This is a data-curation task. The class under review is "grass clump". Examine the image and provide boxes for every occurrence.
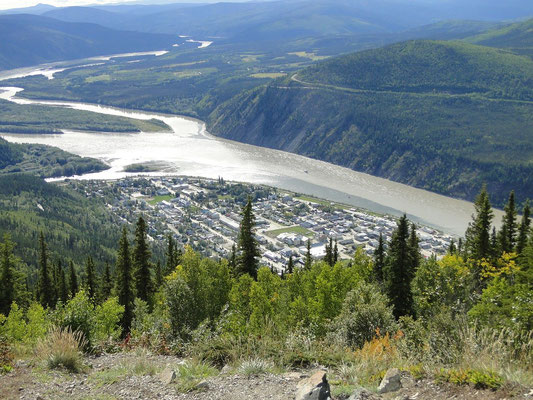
[35,327,86,373]
[237,357,274,377]
[174,359,218,393]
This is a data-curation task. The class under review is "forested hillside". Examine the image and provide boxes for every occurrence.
[466,18,533,58]
[0,175,120,286]
[0,14,178,69]
[208,40,533,206]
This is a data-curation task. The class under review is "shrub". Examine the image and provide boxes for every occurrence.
[25,303,48,344]
[3,302,26,342]
[36,327,86,373]
[54,290,94,346]
[0,337,14,374]
[333,282,397,348]
[436,368,504,390]
[93,297,124,344]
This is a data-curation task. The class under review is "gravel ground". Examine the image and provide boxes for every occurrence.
[1,352,532,400]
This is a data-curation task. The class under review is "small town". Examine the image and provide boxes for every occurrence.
[66,176,455,272]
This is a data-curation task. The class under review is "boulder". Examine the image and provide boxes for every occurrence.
[159,368,176,385]
[295,370,331,400]
[378,368,401,394]
[348,387,380,400]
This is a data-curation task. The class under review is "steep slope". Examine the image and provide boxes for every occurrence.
[208,40,533,206]
[0,14,178,70]
[465,18,533,58]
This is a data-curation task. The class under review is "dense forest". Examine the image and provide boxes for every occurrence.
[0,185,531,393]
[0,138,108,178]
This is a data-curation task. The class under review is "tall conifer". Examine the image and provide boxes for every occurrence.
[465,185,493,260]
[116,226,134,334]
[85,256,97,299]
[0,235,15,315]
[37,232,54,308]
[68,260,78,298]
[100,262,113,301]
[305,239,312,270]
[517,200,531,255]
[373,233,385,283]
[133,216,152,302]
[499,191,517,253]
[384,214,415,318]
[236,197,259,279]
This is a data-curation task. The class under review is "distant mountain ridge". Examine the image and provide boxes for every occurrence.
[0,14,178,70]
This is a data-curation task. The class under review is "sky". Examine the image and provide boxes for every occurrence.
[0,0,226,10]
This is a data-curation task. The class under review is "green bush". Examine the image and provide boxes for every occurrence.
[54,290,94,346]
[333,282,397,348]
[436,368,504,390]
[93,297,124,343]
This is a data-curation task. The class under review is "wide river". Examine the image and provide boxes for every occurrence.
[0,59,503,236]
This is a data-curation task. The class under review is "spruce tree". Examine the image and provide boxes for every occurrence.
[0,235,15,315]
[383,214,415,318]
[100,262,113,301]
[68,260,78,297]
[305,239,312,270]
[287,255,294,274]
[165,234,178,275]
[85,256,97,299]
[236,197,259,279]
[448,239,456,255]
[133,216,152,302]
[516,200,531,255]
[57,260,68,304]
[116,226,134,334]
[333,240,339,265]
[499,191,517,254]
[325,238,333,267]
[37,232,54,308]
[373,233,385,283]
[465,185,493,260]
[409,223,421,272]
[229,243,237,272]
[154,260,163,289]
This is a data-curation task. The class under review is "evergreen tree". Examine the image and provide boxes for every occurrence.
[236,197,259,279]
[383,214,415,318]
[373,233,385,283]
[409,223,421,272]
[115,226,134,334]
[465,185,493,260]
[325,238,333,267]
[499,191,517,253]
[457,238,463,257]
[37,232,54,308]
[68,260,78,297]
[165,234,178,275]
[516,200,531,255]
[448,239,456,255]
[287,255,294,274]
[57,260,68,304]
[229,243,237,272]
[85,256,97,299]
[333,240,339,265]
[133,216,152,302]
[154,260,163,289]
[490,227,499,259]
[100,262,113,301]
[0,235,15,315]
[52,259,61,304]
[305,239,312,270]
